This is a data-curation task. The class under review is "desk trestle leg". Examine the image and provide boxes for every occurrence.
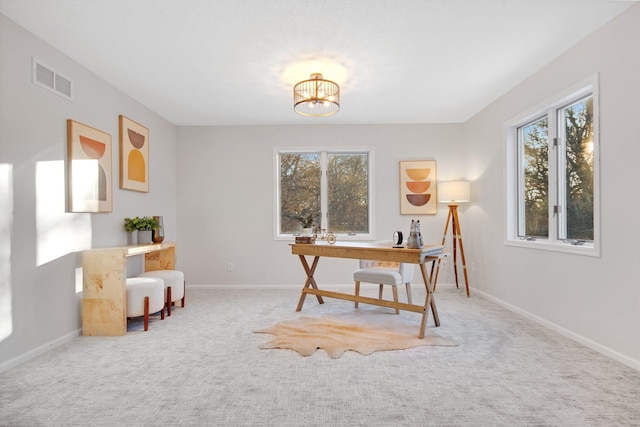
[296,255,324,311]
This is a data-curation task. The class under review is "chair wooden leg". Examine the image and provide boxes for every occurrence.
[166,286,172,316]
[181,280,186,307]
[378,284,384,300]
[160,305,165,320]
[143,296,149,331]
[354,281,360,308]
[392,286,399,314]
[405,282,413,305]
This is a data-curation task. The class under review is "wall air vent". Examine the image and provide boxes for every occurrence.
[32,57,73,101]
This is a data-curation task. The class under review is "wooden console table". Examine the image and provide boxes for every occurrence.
[82,242,176,336]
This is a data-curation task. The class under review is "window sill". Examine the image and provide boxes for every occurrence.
[504,238,599,257]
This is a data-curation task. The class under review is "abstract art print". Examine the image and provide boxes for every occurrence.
[399,160,437,214]
[66,119,112,213]
[119,115,149,192]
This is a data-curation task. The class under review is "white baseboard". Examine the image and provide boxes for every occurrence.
[474,288,640,373]
[0,329,81,374]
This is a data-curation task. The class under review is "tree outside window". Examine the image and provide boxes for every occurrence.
[277,149,372,237]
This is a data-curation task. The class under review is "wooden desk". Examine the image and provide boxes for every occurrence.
[82,242,176,336]
[291,241,444,338]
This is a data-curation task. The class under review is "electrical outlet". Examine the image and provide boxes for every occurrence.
[227,262,234,272]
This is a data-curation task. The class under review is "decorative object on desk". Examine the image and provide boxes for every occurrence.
[152,215,164,243]
[297,212,316,236]
[399,160,437,215]
[437,181,471,297]
[406,220,424,249]
[123,216,159,245]
[393,231,403,245]
[316,229,336,244]
[66,119,112,213]
[295,236,315,244]
[255,309,458,359]
[326,232,336,244]
[119,115,149,192]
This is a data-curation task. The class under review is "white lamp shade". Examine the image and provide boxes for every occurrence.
[438,181,470,203]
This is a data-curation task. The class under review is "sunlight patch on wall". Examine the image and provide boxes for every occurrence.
[36,161,91,266]
[75,267,83,294]
[0,163,13,342]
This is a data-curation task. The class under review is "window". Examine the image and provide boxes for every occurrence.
[275,148,374,239]
[506,76,599,256]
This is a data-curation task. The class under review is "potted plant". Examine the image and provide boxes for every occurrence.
[124,216,159,244]
[297,213,316,236]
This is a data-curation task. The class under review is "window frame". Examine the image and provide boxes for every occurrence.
[505,74,600,256]
[273,146,375,241]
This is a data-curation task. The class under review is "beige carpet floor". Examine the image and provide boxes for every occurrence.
[1,283,640,426]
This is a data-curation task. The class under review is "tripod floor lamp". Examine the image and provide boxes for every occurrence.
[436,181,471,297]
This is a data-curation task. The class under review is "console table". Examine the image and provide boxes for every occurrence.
[82,242,176,336]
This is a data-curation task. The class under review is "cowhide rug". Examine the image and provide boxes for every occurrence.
[255,309,458,358]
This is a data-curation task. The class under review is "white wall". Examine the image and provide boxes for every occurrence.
[176,124,465,286]
[463,4,640,368]
[0,15,178,369]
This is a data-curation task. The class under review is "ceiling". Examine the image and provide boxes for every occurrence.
[1,0,636,126]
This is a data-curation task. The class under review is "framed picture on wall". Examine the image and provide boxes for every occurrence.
[119,115,149,192]
[399,160,437,215]
[66,119,112,213]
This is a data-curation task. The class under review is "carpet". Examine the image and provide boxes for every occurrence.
[255,308,458,358]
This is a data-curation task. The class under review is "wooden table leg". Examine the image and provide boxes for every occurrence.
[418,260,440,338]
[295,255,324,311]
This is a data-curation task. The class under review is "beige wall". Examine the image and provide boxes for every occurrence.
[0,15,178,369]
[463,3,640,368]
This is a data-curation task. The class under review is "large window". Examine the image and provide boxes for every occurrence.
[506,77,599,256]
[275,148,373,239]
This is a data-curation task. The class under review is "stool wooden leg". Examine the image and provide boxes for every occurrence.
[143,296,149,331]
[166,286,172,316]
[181,280,186,307]
[392,286,399,314]
[354,281,360,308]
[378,284,384,300]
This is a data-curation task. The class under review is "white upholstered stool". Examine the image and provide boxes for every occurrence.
[126,277,165,331]
[138,270,185,316]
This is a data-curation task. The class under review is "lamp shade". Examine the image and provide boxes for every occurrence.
[438,181,470,203]
[293,73,340,117]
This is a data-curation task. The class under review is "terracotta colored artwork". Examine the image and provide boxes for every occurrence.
[399,160,437,215]
[67,119,112,212]
[119,115,149,192]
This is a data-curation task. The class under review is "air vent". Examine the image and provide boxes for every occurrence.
[32,57,73,101]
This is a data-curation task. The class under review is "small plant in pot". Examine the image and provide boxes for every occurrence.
[296,213,316,236]
[124,216,159,245]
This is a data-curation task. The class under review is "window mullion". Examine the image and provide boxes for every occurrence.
[548,110,559,243]
[320,152,328,230]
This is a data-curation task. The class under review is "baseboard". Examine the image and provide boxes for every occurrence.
[0,329,81,374]
[474,288,640,373]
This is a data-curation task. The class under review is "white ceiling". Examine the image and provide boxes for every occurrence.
[1,0,636,126]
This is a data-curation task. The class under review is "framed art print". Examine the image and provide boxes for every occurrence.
[399,160,437,215]
[66,119,112,213]
[119,115,149,192]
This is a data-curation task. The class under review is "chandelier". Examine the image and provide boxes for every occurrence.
[293,73,340,117]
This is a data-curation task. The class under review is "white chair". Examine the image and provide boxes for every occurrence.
[126,277,165,331]
[354,260,415,314]
[138,270,185,316]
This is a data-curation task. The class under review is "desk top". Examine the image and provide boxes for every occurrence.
[290,241,443,264]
